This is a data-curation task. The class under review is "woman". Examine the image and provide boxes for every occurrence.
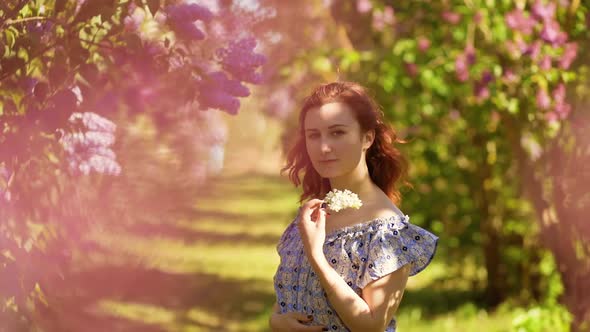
[269,82,438,332]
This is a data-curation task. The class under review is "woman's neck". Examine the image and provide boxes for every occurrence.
[328,163,379,203]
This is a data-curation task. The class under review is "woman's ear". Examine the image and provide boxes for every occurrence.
[363,130,375,151]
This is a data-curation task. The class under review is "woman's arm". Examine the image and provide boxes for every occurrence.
[297,199,410,332]
[308,254,410,332]
[269,302,329,332]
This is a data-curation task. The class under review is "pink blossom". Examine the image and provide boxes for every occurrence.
[554,102,571,119]
[372,6,395,31]
[404,62,418,77]
[418,37,430,52]
[502,68,518,83]
[536,89,551,110]
[455,54,469,82]
[525,40,542,59]
[465,45,476,65]
[356,0,372,13]
[505,9,537,35]
[474,84,490,101]
[539,55,552,70]
[531,0,556,22]
[559,42,578,69]
[540,20,567,45]
[474,11,483,24]
[552,83,566,104]
[474,71,493,101]
[442,11,461,25]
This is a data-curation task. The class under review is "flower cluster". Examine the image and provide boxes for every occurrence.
[216,37,267,84]
[59,112,121,176]
[166,3,213,40]
[198,71,251,115]
[323,189,363,212]
[502,1,577,121]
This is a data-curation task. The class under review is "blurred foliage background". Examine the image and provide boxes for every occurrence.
[1,0,589,331]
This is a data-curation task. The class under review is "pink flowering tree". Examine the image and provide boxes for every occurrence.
[325,0,589,329]
[0,0,266,329]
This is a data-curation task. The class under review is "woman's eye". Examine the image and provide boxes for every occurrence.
[332,130,345,136]
[307,133,319,139]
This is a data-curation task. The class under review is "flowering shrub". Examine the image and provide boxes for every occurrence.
[0,0,267,328]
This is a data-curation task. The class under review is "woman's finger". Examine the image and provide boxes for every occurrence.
[288,312,313,322]
[302,199,324,210]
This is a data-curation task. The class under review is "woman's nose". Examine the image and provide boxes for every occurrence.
[320,140,332,153]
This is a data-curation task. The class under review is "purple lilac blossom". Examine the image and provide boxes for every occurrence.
[553,83,566,104]
[356,0,372,13]
[532,0,556,22]
[455,54,469,82]
[505,9,537,35]
[167,3,213,22]
[536,89,551,110]
[539,55,552,70]
[372,6,395,31]
[465,45,476,65]
[198,90,240,115]
[503,68,518,83]
[217,37,267,84]
[548,83,572,119]
[524,40,542,59]
[197,71,252,114]
[474,71,493,101]
[166,3,213,40]
[442,11,461,24]
[559,42,578,69]
[554,102,571,119]
[418,37,430,52]
[60,112,121,176]
[69,111,116,133]
[540,20,567,45]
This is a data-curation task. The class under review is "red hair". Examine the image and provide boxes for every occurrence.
[281,81,410,204]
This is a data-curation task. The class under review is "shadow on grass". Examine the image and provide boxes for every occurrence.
[124,220,282,246]
[401,286,487,317]
[37,263,275,332]
[196,172,296,201]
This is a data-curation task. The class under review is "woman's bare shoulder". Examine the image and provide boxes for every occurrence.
[364,196,403,220]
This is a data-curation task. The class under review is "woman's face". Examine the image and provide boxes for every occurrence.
[303,102,372,179]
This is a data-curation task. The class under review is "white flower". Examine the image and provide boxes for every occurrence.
[323,189,363,212]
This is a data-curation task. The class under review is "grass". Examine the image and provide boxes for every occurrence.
[31,170,519,332]
[33,111,518,331]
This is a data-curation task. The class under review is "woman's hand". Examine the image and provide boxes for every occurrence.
[297,199,328,259]
[269,311,328,332]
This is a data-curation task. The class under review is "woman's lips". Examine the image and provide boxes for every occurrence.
[320,159,338,163]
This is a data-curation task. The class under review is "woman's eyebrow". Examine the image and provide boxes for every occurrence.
[305,124,348,132]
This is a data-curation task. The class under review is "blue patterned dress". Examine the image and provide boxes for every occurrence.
[273,210,438,331]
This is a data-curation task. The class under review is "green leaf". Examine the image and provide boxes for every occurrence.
[146,0,160,16]
[4,26,19,50]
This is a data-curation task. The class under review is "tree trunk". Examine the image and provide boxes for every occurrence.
[504,112,590,331]
[471,132,507,306]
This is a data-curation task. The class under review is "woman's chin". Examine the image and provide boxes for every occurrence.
[318,171,340,179]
